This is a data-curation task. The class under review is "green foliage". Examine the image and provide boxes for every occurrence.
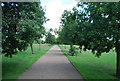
[76,2,120,57]
[45,29,56,44]
[69,45,78,56]
[60,10,78,45]
[2,2,46,57]
[60,2,120,57]
[60,2,120,77]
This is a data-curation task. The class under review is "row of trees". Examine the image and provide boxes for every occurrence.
[59,2,120,77]
[45,28,56,44]
[45,28,62,44]
[2,2,47,57]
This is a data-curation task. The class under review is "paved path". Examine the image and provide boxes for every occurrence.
[18,45,83,79]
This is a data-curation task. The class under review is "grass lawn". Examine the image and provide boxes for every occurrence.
[59,45,119,81]
[2,44,53,80]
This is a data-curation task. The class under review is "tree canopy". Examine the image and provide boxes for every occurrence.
[2,2,46,57]
[60,2,120,77]
[45,28,56,44]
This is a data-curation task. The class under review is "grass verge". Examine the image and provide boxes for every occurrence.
[2,44,53,81]
[59,45,119,81]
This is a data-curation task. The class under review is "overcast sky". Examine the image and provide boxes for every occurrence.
[41,0,77,30]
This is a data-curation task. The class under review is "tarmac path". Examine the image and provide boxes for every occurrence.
[18,45,83,79]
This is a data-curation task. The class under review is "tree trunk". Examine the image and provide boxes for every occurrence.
[116,40,120,78]
[70,44,74,56]
[39,43,41,51]
[65,45,67,49]
[30,43,34,54]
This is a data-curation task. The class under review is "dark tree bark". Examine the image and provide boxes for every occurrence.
[30,43,34,54]
[116,40,120,78]
[70,44,74,56]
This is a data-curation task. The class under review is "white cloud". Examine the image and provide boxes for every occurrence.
[41,0,77,30]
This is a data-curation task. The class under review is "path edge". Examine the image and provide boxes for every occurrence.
[58,45,85,81]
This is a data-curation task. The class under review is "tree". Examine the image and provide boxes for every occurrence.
[2,2,46,57]
[18,2,46,54]
[2,2,23,57]
[60,10,78,56]
[60,2,120,77]
[52,28,62,44]
[76,2,120,77]
[45,29,56,44]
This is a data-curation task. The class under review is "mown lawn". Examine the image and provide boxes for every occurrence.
[2,44,53,80]
[59,45,119,81]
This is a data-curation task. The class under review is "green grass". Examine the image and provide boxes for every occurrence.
[59,45,119,81]
[2,44,53,80]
